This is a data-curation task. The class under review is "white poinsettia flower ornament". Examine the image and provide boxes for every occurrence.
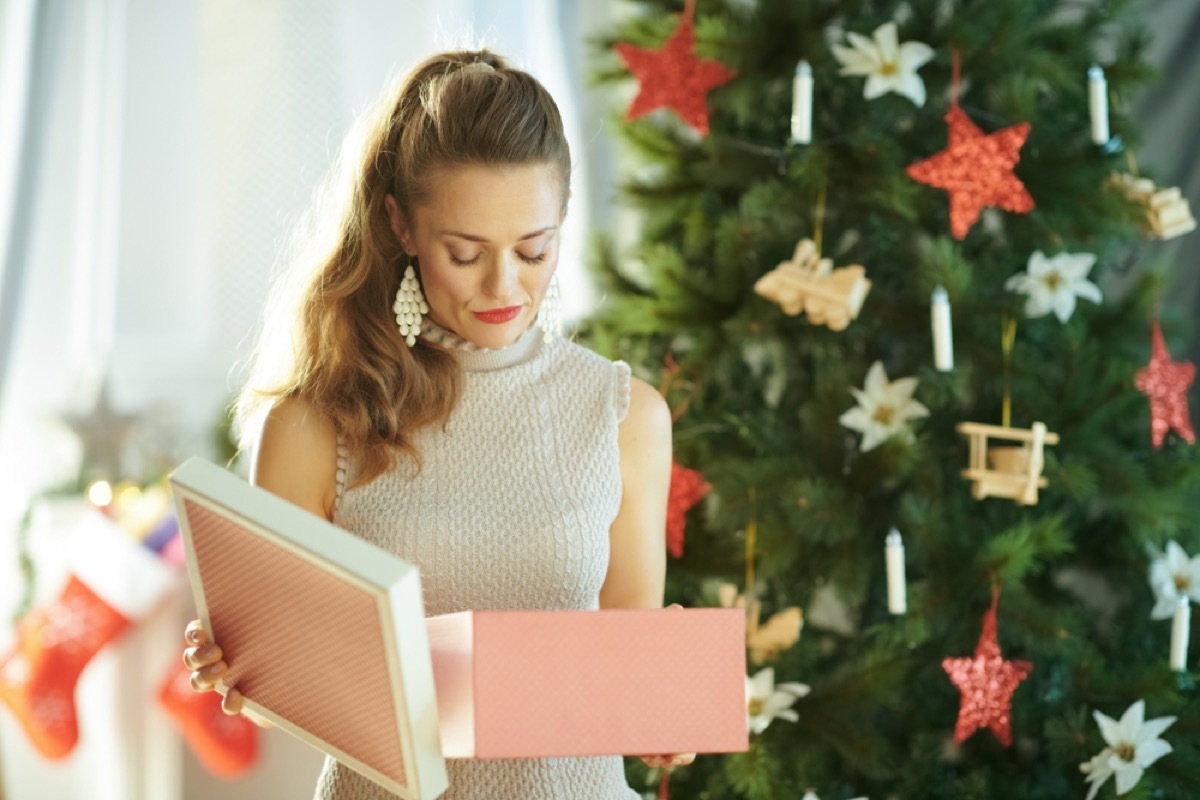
[746,667,810,735]
[831,21,934,107]
[1080,700,1176,800]
[1148,541,1200,619]
[1005,250,1103,323]
[839,361,929,452]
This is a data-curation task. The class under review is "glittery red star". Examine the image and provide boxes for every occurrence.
[942,590,1032,746]
[906,104,1035,240]
[1135,321,1196,448]
[666,461,711,558]
[613,0,736,136]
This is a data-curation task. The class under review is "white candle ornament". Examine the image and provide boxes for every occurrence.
[790,60,813,145]
[885,528,907,615]
[1088,65,1109,145]
[931,286,954,372]
[1171,596,1190,671]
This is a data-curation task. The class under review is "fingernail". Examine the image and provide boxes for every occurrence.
[186,629,201,645]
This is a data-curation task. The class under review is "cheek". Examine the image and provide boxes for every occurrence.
[418,259,472,304]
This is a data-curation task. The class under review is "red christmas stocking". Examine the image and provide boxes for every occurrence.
[0,576,130,758]
[0,508,178,759]
[158,662,259,778]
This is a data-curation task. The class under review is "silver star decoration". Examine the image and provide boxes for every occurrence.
[59,376,138,482]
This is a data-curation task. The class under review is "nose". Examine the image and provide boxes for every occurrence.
[482,252,519,302]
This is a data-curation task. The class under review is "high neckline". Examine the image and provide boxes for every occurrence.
[421,318,545,372]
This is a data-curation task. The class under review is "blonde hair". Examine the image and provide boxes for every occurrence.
[233,50,572,487]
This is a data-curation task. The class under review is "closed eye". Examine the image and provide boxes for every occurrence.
[449,252,482,266]
[448,244,550,267]
[518,250,549,265]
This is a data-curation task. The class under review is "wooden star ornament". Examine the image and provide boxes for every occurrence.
[942,588,1032,746]
[613,0,736,135]
[906,104,1035,239]
[1135,321,1196,448]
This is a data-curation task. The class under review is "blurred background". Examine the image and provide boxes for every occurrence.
[0,0,1194,798]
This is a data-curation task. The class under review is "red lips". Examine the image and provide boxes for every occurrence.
[472,306,522,324]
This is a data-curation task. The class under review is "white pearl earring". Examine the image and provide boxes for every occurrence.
[537,275,562,343]
[394,262,429,347]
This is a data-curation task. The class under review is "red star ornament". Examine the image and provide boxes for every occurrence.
[906,105,1035,239]
[942,589,1032,747]
[666,461,711,558]
[613,0,736,136]
[1135,321,1196,448]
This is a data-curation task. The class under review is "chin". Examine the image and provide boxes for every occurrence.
[465,318,530,349]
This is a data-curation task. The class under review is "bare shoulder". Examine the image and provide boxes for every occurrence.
[618,376,672,459]
[253,396,340,520]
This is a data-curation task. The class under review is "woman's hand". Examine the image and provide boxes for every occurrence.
[639,752,696,769]
[182,619,273,726]
[182,619,242,714]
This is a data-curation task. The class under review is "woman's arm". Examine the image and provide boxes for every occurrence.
[251,396,340,520]
[599,376,672,610]
[187,395,339,718]
[602,378,696,768]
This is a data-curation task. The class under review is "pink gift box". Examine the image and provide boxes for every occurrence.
[427,608,749,759]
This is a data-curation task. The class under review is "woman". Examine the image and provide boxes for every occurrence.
[181,49,689,799]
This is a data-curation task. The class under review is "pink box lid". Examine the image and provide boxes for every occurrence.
[169,457,447,800]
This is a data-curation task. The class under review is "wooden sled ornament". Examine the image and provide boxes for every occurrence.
[956,421,1060,506]
[754,239,871,331]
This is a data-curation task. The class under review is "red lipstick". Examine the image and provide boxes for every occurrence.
[473,306,522,324]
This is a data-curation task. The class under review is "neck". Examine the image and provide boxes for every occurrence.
[420,318,545,372]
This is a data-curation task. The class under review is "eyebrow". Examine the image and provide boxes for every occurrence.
[438,226,558,243]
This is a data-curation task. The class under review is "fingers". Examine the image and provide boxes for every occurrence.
[184,619,208,647]
[188,659,229,693]
[221,686,245,716]
[640,753,695,768]
[182,619,246,715]
[182,642,223,671]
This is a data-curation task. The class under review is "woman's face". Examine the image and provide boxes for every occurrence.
[387,163,564,350]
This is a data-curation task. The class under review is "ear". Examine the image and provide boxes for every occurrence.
[384,194,415,255]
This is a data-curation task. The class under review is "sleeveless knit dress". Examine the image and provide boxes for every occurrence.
[314,320,641,800]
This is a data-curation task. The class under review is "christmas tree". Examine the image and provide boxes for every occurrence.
[586,1,1200,798]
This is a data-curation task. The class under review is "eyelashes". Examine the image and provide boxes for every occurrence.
[449,250,549,267]
[518,251,550,265]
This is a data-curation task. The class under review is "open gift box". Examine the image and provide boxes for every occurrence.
[170,457,748,800]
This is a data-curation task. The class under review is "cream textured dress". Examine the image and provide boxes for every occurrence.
[315,320,641,800]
